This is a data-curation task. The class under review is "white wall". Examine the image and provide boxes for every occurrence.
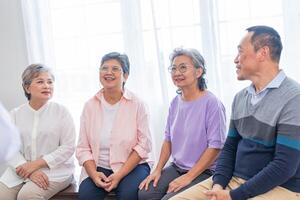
[0,0,28,174]
[0,0,28,111]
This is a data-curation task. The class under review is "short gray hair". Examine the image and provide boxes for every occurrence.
[101,52,130,75]
[169,47,207,92]
[22,64,55,100]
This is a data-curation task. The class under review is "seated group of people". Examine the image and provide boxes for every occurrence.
[0,25,299,200]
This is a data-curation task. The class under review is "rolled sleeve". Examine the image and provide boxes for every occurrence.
[76,108,94,166]
[134,102,152,160]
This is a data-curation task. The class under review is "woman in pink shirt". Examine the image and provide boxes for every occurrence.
[76,52,152,200]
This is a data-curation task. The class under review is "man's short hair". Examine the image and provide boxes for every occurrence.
[246,25,282,63]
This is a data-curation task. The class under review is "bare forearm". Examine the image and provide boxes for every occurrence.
[83,160,98,179]
[117,150,142,178]
[155,140,171,172]
[33,158,49,169]
[186,148,220,180]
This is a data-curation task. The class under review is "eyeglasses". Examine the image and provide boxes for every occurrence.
[99,65,123,73]
[168,64,191,74]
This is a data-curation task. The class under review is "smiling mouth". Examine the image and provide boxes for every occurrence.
[104,77,115,81]
[42,92,51,95]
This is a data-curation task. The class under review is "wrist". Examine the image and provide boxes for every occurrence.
[154,166,163,173]
[212,183,223,190]
[184,172,196,180]
[90,171,99,181]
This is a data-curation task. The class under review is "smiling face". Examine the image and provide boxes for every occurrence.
[99,59,128,91]
[25,72,54,103]
[234,32,260,81]
[170,55,202,90]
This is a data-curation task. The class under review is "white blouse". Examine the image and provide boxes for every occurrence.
[0,102,75,187]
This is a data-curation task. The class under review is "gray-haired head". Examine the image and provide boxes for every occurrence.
[246,25,282,63]
[101,52,130,75]
[22,64,55,100]
[169,47,207,93]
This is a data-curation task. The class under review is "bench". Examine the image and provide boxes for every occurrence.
[50,180,116,200]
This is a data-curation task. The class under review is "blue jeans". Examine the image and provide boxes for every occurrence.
[79,163,150,200]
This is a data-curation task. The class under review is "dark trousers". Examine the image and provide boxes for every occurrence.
[79,163,150,200]
[138,163,213,200]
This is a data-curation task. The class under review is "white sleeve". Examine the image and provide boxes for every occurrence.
[0,103,21,164]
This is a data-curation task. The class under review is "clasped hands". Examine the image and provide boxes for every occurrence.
[16,161,49,190]
[92,172,122,192]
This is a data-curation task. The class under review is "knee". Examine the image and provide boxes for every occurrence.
[138,189,154,200]
[79,189,98,200]
[138,189,148,200]
[0,183,17,200]
[138,183,168,200]
[78,178,106,200]
[78,183,94,200]
[0,191,16,200]
[118,188,138,200]
[17,189,42,200]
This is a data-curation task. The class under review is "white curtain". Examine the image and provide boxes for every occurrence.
[20,0,300,159]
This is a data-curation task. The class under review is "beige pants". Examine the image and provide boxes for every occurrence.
[0,176,72,200]
[170,177,300,200]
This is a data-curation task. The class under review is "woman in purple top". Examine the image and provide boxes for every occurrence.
[138,48,226,200]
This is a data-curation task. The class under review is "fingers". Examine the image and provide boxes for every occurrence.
[153,176,160,187]
[40,173,49,188]
[142,175,157,191]
[144,178,152,190]
[94,177,110,189]
[173,185,184,193]
[105,181,117,192]
[167,181,182,193]
[16,166,31,178]
[138,179,147,190]
[204,190,216,198]
[98,180,110,188]
[38,178,48,190]
[31,172,49,190]
[105,184,113,192]
[99,172,109,182]
[167,182,175,193]
[139,173,160,191]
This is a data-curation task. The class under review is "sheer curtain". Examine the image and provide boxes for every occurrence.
[21,0,300,159]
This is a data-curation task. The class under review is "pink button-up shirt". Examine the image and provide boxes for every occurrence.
[76,89,153,182]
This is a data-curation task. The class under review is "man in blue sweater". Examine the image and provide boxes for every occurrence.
[170,26,300,200]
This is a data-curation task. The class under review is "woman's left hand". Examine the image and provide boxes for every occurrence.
[104,172,123,192]
[16,161,40,178]
[29,170,49,190]
[167,174,193,193]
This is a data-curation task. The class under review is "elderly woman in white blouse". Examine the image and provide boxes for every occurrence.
[0,64,76,200]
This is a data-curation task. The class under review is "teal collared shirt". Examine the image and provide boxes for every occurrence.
[247,70,286,105]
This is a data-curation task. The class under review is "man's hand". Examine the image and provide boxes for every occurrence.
[205,184,232,200]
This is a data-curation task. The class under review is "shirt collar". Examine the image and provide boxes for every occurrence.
[26,101,49,113]
[246,70,286,95]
